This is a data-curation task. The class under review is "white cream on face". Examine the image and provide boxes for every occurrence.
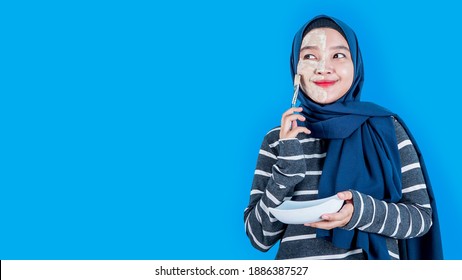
[295,28,354,105]
[297,29,328,103]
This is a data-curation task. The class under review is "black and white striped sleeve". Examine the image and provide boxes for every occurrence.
[343,119,432,239]
[244,128,307,252]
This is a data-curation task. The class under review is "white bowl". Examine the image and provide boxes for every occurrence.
[268,195,344,224]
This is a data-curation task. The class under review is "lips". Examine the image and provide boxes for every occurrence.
[313,80,337,88]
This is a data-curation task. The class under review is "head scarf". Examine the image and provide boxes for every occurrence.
[290,15,443,259]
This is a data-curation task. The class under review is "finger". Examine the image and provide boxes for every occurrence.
[320,203,353,221]
[287,127,311,138]
[337,191,353,201]
[291,120,298,129]
[284,113,306,124]
[321,211,346,223]
[282,107,303,119]
[319,204,353,224]
[279,120,291,136]
[305,220,340,230]
[306,203,354,229]
[282,113,305,129]
[281,114,306,134]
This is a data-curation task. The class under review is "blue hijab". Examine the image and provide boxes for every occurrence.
[290,15,443,259]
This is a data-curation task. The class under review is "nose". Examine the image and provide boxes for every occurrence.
[315,59,333,75]
[315,68,332,75]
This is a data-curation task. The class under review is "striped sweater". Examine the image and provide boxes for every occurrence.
[244,117,432,259]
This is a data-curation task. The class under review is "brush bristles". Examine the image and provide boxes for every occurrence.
[294,74,301,86]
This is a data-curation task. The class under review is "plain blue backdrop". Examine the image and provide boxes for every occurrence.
[1,0,461,259]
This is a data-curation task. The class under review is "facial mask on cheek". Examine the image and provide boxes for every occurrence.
[297,29,331,103]
[297,62,328,103]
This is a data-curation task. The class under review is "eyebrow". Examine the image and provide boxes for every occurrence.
[300,45,350,52]
[331,45,350,52]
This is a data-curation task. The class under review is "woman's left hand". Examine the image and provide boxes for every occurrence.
[304,191,354,230]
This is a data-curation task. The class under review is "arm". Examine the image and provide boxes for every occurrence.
[244,132,307,251]
[343,118,432,239]
[244,106,312,252]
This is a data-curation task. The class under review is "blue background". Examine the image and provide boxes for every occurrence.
[1,0,461,259]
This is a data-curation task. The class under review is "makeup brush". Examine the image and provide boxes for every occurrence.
[291,74,301,107]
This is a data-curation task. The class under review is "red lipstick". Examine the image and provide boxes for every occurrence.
[313,80,337,88]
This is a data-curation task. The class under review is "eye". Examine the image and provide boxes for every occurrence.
[333,53,346,59]
[302,54,316,60]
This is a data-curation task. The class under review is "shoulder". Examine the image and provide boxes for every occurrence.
[265,126,281,139]
[260,126,281,147]
[391,116,412,143]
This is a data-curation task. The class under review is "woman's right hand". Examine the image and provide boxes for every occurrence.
[279,107,311,139]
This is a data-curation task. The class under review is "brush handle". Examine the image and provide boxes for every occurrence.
[291,74,301,107]
[291,84,299,107]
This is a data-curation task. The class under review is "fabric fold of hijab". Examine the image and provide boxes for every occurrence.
[290,15,443,259]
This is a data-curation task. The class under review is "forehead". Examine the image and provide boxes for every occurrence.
[301,28,348,47]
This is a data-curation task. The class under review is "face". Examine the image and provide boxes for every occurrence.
[297,28,354,104]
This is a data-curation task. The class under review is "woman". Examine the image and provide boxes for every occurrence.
[244,15,443,260]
